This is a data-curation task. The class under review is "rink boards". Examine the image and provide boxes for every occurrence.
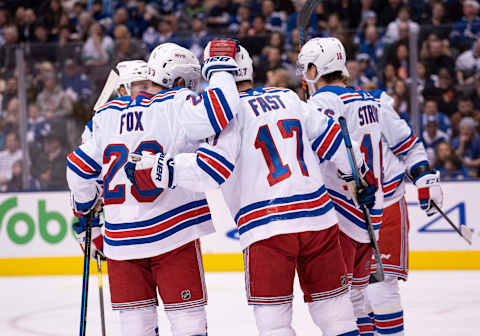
[0,181,479,275]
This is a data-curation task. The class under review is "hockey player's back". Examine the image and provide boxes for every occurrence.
[222,86,339,248]
[309,85,384,243]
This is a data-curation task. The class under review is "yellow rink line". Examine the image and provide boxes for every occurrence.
[0,251,479,276]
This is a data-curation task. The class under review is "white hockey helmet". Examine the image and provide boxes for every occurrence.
[297,37,349,84]
[115,60,148,95]
[147,43,201,90]
[234,45,253,82]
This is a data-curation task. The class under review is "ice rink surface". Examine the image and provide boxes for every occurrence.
[1,271,479,335]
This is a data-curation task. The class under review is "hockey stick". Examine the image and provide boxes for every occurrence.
[406,175,473,245]
[96,253,106,336]
[338,116,385,282]
[93,69,120,112]
[297,0,320,101]
[79,211,93,336]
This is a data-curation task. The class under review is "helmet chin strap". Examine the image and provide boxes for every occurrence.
[303,71,321,97]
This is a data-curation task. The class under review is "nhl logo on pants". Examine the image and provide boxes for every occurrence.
[181,289,191,301]
[340,275,347,286]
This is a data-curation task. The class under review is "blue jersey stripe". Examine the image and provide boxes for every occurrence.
[202,91,221,133]
[238,201,334,235]
[75,198,96,212]
[213,88,234,121]
[323,132,343,161]
[197,157,225,185]
[311,118,335,152]
[234,186,327,223]
[104,214,211,246]
[197,147,234,171]
[105,199,208,230]
[66,161,99,179]
[390,130,414,151]
[75,148,102,172]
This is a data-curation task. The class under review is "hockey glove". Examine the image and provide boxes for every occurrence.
[201,39,239,81]
[125,151,175,190]
[339,163,378,209]
[70,188,102,218]
[72,214,105,260]
[412,168,443,216]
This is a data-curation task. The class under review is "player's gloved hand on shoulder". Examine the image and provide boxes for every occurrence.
[412,167,443,216]
[201,39,239,81]
[338,163,377,209]
[125,151,175,191]
[72,214,105,260]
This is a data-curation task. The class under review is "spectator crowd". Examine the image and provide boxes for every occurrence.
[1,0,480,192]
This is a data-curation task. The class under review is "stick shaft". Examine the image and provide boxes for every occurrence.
[338,117,384,281]
[79,213,92,336]
[96,254,106,336]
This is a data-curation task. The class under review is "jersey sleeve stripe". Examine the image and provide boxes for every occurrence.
[197,156,227,185]
[382,173,404,198]
[75,148,102,171]
[66,152,101,179]
[208,89,228,129]
[212,88,234,121]
[196,149,234,184]
[312,121,343,161]
[202,91,222,133]
[197,147,234,170]
[390,130,419,156]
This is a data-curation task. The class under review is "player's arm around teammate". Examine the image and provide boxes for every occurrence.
[126,43,380,336]
[67,40,241,336]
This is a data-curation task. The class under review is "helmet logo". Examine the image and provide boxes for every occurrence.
[148,67,156,77]
[175,53,186,58]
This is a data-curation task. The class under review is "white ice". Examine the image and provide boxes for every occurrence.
[0,271,479,335]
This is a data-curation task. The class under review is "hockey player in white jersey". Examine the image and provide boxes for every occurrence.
[363,90,443,336]
[126,43,380,336]
[297,37,384,336]
[297,37,444,336]
[67,40,241,336]
[81,60,150,144]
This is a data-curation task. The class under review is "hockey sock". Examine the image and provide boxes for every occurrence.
[356,315,374,336]
[166,306,207,336]
[374,310,404,335]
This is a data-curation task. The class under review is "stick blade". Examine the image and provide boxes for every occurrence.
[461,225,473,245]
[93,70,120,112]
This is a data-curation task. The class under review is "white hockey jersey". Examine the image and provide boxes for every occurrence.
[308,86,384,243]
[66,72,240,260]
[173,86,363,249]
[369,90,429,207]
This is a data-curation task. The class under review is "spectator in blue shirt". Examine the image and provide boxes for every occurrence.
[359,25,384,66]
[228,4,251,33]
[452,116,480,176]
[450,0,480,49]
[262,0,286,33]
[61,59,93,102]
[421,99,452,136]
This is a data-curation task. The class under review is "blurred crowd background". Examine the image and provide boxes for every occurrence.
[1,0,480,192]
